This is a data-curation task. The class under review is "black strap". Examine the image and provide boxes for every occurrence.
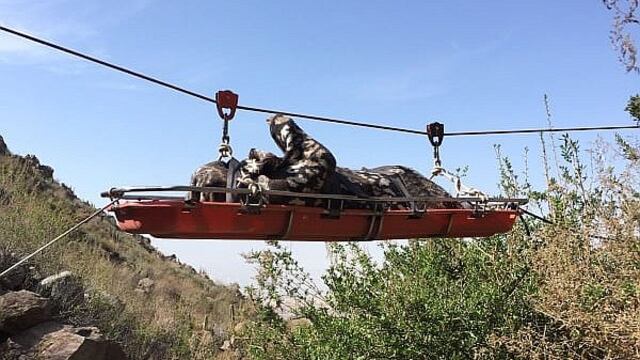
[225,158,241,203]
[519,207,553,224]
[389,176,426,216]
[389,176,411,198]
[333,172,370,198]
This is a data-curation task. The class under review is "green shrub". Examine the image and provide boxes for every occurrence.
[240,128,640,359]
[239,237,535,359]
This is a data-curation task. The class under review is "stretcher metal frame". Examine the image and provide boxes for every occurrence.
[102,186,527,241]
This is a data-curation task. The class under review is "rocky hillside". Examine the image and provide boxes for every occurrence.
[0,135,247,359]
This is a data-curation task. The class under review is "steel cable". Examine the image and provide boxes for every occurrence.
[0,199,118,279]
[1,24,638,137]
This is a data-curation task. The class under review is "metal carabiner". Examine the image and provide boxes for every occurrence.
[218,142,233,160]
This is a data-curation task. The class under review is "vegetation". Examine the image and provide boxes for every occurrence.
[2,118,639,359]
[1,4,637,359]
[627,94,640,122]
[604,0,640,72]
[236,99,640,359]
[1,98,639,359]
[0,139,247,359]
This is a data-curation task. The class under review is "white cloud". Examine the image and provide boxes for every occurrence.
[0,0,152,70]
[0,0,159,94]
[0,2,90,66]
[0,31,42,56]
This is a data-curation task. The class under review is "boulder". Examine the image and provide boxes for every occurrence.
[7,321,64,350]
[0,290,51,333]
[0,337,24,359]
[37,326,127,360]
[38,271,84,312]
[0,252,43,292]
[5,322,127,360]
[0,252,29,292]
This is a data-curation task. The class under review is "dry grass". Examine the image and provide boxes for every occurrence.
[489,135,640,358]
[0,149,247,359]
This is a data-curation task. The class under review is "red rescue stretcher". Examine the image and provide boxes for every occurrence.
[102,186,526,241]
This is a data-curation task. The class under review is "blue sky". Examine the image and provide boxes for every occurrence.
[1,0,638,285]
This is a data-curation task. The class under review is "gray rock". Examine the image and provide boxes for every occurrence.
[9,321,64,350]
[0,267,27,294]
[136,278,154,294]
[0,337,24,359]
[6,322,127,360]
[38,326,127,360]
[0,290,51,334]
[38,271,84,312]
[0,252,29,292]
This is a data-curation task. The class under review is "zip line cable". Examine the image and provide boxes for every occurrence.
[0,25,214,103]
[446,124,639,136]
[1,24,638,137]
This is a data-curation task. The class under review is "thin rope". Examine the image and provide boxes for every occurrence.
[0,199,118,279]
[0,24,638,137]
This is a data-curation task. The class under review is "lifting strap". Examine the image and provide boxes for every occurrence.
[225,158,241,203]
[426,122,488,201]
[216,90,239,161]
[389,176,428,217]
[214,89,242,203]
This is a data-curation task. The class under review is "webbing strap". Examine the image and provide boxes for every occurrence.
[389,176,426,216]
[389,176,412,198]
[225,158,241,203]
